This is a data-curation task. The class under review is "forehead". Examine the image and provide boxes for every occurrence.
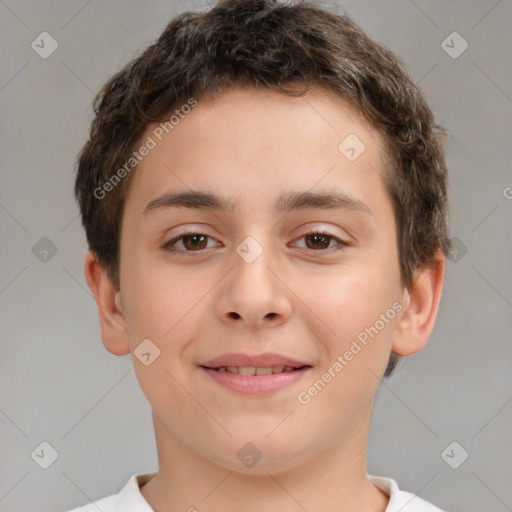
[123,86,389,219]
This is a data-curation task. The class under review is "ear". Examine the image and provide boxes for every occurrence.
[84,251,131,356]
[392,250,446,356]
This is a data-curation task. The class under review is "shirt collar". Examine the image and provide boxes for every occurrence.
[115,471,157,511]
[117,472,415,512]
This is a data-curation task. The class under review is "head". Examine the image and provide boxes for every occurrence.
[77,0,450,473]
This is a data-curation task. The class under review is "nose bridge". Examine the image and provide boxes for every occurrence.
[217,228,292,326]
[232,231,278,291]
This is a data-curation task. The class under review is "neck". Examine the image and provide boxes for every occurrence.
[140,411,389,512]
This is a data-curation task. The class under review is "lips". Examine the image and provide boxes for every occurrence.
[199,352,312,371]
[200,353,312,395]
[214,365,302,375]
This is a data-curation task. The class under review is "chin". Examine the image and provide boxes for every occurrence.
[206,432,312,476]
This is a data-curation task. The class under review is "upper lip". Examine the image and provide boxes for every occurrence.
[199,352,312,369]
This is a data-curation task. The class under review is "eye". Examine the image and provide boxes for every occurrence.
[291,230,347,253]
[161,229,347,254]
[161,229,220,253]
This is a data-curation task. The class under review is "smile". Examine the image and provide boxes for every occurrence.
[209,365,308,375]
[200,365,312,395]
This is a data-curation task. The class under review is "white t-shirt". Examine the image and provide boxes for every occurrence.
[63,471,446,512]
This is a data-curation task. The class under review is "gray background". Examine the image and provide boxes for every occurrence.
[1,1,511,511]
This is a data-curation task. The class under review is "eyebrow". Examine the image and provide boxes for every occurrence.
[143,189,373,217]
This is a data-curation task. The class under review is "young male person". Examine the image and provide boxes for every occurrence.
[66,1,451,510]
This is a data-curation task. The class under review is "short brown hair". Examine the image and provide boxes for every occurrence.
[74,0,451,377]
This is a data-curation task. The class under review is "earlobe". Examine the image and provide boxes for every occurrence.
[84,251,131,356]
[392,251,446,357]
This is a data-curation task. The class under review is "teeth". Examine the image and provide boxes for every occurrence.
[239,366,256,376]
[216,365,299,374]
[256,367,272,375]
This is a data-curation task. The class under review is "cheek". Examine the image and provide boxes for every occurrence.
[120,245,187,329]
[120,255,219,370]
[303,263,399,369]
[299,275,398,417]
[121,266,197,408]
[307,263,391,326]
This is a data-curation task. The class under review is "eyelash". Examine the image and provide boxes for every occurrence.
[161,228,347,255]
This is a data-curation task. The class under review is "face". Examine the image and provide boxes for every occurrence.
[114,86,406,474]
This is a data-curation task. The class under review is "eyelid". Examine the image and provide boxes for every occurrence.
[291,227,348,252]
[162,227,219,253]
[294,224,349,241]
[161,225,350,255]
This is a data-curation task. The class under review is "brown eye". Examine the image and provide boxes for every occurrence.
[304,233,332,250]
[293,231,346,253]
[162,230,347,255]
[162,232,217,252]
[181,234,208,250]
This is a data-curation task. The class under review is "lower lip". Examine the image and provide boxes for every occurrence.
[200,367,311,395]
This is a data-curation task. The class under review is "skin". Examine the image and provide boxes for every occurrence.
[85,85,445,512]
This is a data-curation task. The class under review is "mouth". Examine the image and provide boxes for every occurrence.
[198,352,313,395]
[200,364,311,375]
[198,357,313,395]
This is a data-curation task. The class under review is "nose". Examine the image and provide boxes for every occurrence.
[215,236,292,330]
